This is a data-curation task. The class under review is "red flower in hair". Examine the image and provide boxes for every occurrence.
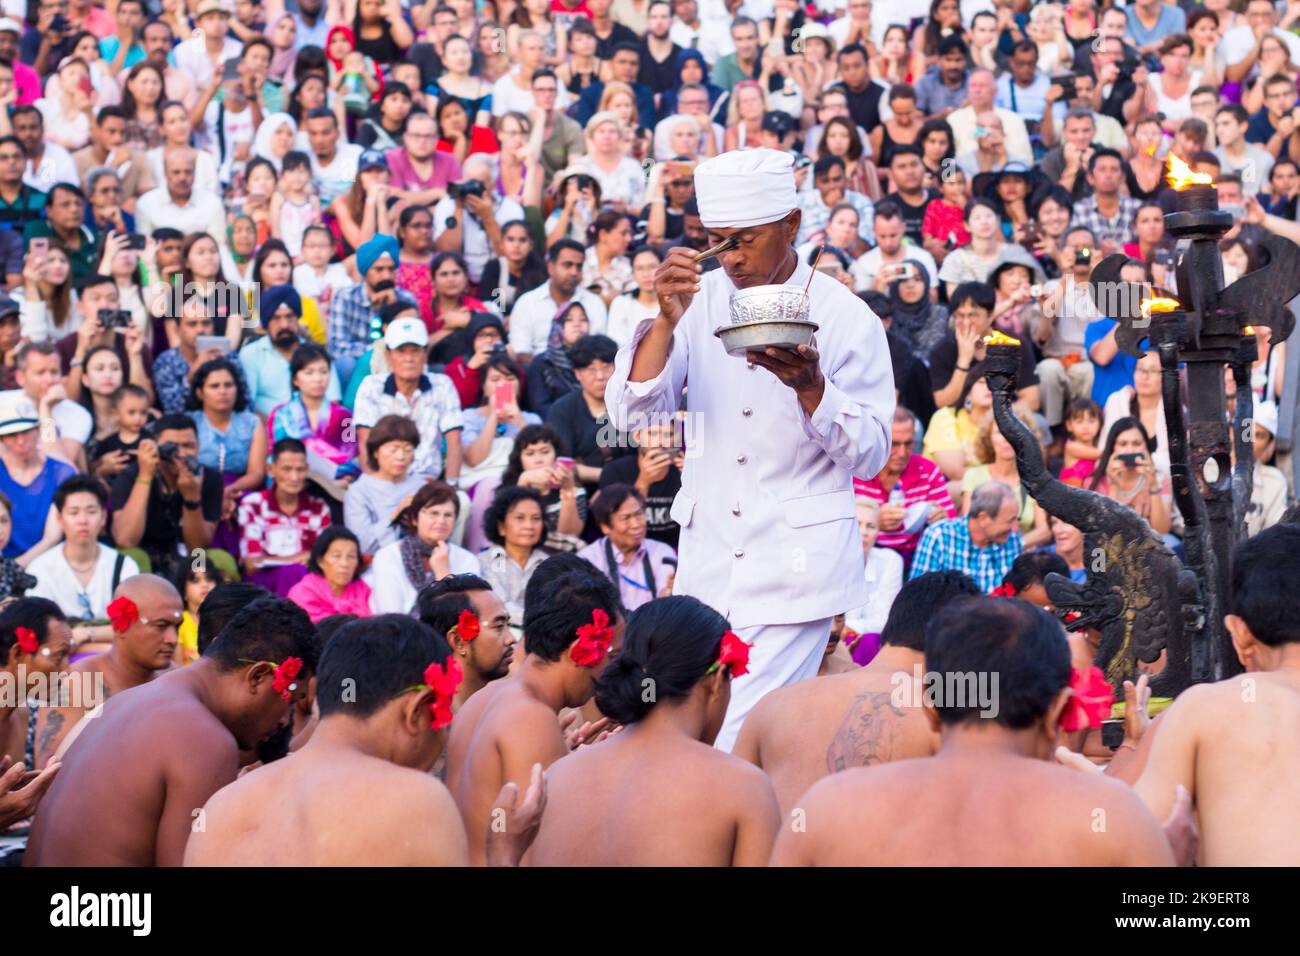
[421,658,463,730]
[569,608,614,667]
[1062,610,1084,632]
[14,626,38,654]
[456,609,480,641]
[272,657,304,701]
[710,631,751,678]
[107,596,140,633]
[1059,665,1114,733]
[989,582,1018,598]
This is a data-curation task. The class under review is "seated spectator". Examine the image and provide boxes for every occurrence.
[187,356,267,536]
[424,252,493,364]
[476,219,547,320]
[959,404,1051,551]
[147,101,220,198]
[343,300,418,410]
[460,352,541,490]
[573,111,647,216]
[15,241,77,347]
[237,437,333,597]
[0,392,75,564]
[930,280,1041,414]
[21,183,98,283]
[134,147,226,242]
[285,526,372,622]
[798,155,874,248]
[343,414,428,557]
[267,344,359,491]
[987,261,1041,342]
[367,481,481,615]
[849,202,938,300]
[1034,230,1102,431]
[1060,397,1103,488]
[357,82,411,152]
[291,225,351,330]
[854,405,956,564]
[431,152,526,287]
[12,339,92,468]
[525,300,589,417]
[598,418,680,549]
[328,233,418,384]
[393,205,438,331]
[59,275,155,414]
[544,333,627,497]
[153,297,228,415]
[27,473,140,648]
[604,246,661,349]
[0,294,21,390]
[909,480,1023,592]
[85,382,148,485]
[353,315,463,483]
[75,346,131,471]
[582,210,633,307]
[947,68,1033,160]
[73,107,156,213]
[1049,514,1088,584]
[442,313,510,410]
[923,373,993,488]
[1246,401,1288,538]
[1101,350,1170,475]
[240,284,343,417]
[172,559,224,666]
[488,424,588,549]
[937,198,1044,299]
[508,238,608,362]
[326,149,391,259]
[303,108,363,209]
[479,483,549,624]
[248,239,325,344]
[843,496,904,660]
[1086,416,1173,538]
[385,110,461,207]
[109,413,229,575]
[577,482,676,613]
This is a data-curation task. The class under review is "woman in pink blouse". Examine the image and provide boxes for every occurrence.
[287,527,373,623]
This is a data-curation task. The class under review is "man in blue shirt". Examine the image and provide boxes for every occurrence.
[909,481,1023,593]
[1125,0,1186,55]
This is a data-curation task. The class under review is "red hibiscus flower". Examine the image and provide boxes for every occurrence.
[422,658,463,730]
[14,626,39,654]
[714,631,751,678]
[107,596,140,633]
[989,582,1018,598]
[1059,665,1114,733]
[457,609,480,641]
[569,608,614,667]
[272,657,304,701]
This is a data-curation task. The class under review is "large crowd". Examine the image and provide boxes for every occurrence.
[0,0,1298,869]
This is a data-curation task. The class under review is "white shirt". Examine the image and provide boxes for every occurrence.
[13,287,82,343]
[828,14,890,52]
[1215,143,1275,197]
[605,257,895,628]
[365,539,482,615]
[849,245,939,294]
[135,187,227,244]
[652,115,725,162]
[147,146,220,198]
[508,281,609,356]
[669,17,734,63]
[201,100,258,183]
[28,542,140,621]
[845,546,903,636]
[606,293,658,349]
[310,143,362,208]
[1217,25,1300,70]
[24,143,78,193]
[948,105,1033,161]
[432,194,525,284]
[173,35,243,90]
[0,390,91,444]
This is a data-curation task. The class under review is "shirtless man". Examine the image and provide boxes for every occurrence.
[32,574,183,769]
[24,597,317,866]
[528,596,779,866]
[1073,525,1300,865]
[417,574,515,710]
[445,562,622,865]
[771,597,1175,865]
[185,615,544,867]
[735,572,980,817]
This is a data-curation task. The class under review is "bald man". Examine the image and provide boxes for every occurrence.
[25,596,317,866]
[31,574,183,769]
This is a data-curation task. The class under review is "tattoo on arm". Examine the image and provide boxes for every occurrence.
[825,690,909,773]
[36,709,65,763]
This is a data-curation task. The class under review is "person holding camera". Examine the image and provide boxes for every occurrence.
[432,153,525,287]
[58,274,154,410]
[109,413,227,574]
[1086,416,1173,538]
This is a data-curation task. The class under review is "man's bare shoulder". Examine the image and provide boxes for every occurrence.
[747,670,869,738]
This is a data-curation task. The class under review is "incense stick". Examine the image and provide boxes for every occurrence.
[693,235,739,262]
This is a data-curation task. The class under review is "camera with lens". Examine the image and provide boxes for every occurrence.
[448,180,486,202]
[157,441,201,474]
[98,308,134,329]
[1075,247,1093,267]
[50,12,69,32]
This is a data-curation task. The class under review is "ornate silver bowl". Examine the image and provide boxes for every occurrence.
[713,284,820,357]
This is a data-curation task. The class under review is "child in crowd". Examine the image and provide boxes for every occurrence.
[270,151,321,261]
[989,262,1039,339]
[89,384,152,472]
[173,561,225,666]
[293,225,353,323]
[922,165,970,261]
[1059,397,1103,487]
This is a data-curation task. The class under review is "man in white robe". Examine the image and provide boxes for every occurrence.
[605,148,895,751]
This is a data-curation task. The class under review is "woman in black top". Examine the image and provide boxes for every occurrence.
[477,220,547,318]
[352,0,413,65]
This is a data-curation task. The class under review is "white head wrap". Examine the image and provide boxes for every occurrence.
[694,148,797,229]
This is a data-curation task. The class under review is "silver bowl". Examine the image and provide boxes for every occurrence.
[713,283,819,356]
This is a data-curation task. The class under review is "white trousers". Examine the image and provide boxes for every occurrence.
[714,617,833,753]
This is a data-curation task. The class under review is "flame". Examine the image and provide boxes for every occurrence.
[1145,144,1157,157]
[1140,296,1180,319]
[983,330,1021,346]
[1166,153,1214,191]
[1244,326,1255,335]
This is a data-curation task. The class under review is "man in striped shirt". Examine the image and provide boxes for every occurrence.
[853,406,955,563]
[908,481,1022,593]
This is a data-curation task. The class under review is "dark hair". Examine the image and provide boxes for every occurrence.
[149,412,198,439]
[252,238,292,289]
[0,597,66,661]
[281,148,311,174]
[1002,552,1070,595]
[937,33,968,58]
[569,334,618,369]
[397,480,461,530]
[813,154,845,178]
[172,559,225,612]
[483,484,546,547]
[187,357,249,412]
[925,597,1069,728]
[203,595,318,674]
[365,414,421,462]
[549,237,585,263]
[1088,416,1156,491]
[881,571,981,651]
[1229,524,1300,646]
[120,62,165,119]
[501,424,562,486]
[306,526,362,579]
[96,105,127,125]
[918,117,955,161]
[817,115,862,163]
[53,473,108,511]
[591,482,644,530]
[837,42,868,62]
[196,582,267,654]
[289,343,331,385]
[594,595,732,724]
[271,437,307,461]
[1064,397,1102,437]
[520,564,621,663]
[416,573,495,638]
[1087,146,1124,174]
[473,352,523,406]
[111,383,150,408]
[949,281,996,315]
[304,106,337,126]
[316,615,453,718]
[75,272,114,296]
[242,35,274,60]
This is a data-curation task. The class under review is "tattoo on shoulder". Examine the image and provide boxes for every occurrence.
[36,709,65,761]
[825,690,910,774]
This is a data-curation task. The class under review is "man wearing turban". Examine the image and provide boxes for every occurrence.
[240,284,344,417]
[326,233,417,383]
[605,148,896,751]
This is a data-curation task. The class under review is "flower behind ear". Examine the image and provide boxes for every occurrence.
[1059,665,1113,733]
[14,627,39,654]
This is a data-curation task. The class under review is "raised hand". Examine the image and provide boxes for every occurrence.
[654,246,702,325]
[485,762,548,867]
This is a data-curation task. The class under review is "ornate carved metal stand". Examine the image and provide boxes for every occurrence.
[985,171,1300,699]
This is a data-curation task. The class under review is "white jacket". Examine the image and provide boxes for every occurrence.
[365,540,483,616]
[605,257,895,628]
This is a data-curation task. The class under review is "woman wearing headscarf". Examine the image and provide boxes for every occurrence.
[659,49,725,117]
[221,214,260,295]
[886,260,949,358]
[443,312,511,409]
[252,112,298,172]
[524,300,588,417]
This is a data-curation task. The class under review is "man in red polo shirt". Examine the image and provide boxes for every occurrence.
[854,405,955,564]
